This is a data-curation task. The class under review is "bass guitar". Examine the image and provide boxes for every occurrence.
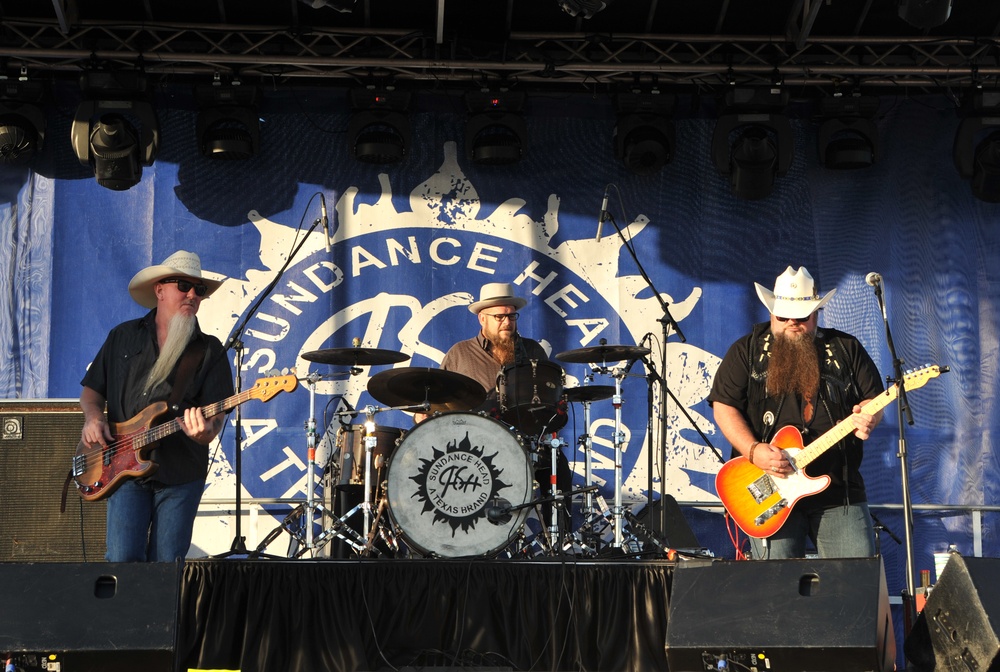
[72,373,297,502]
[715,364,947,538]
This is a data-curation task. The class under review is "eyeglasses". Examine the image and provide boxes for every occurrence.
[774,314,813,323]
[482,312,519,323]
[160,278,209,297]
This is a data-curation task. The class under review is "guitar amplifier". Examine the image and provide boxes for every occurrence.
[0,399,107,562]
[666,557,895,672]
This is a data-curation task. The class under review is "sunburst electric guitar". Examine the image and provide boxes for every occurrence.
[716,364,947,538]
[72,373,298,502]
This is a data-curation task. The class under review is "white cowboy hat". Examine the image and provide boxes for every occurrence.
[468,282,527,314]
[128,250,225,309]
[754,266,836,319]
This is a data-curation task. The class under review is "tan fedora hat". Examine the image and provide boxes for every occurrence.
[468,282,528,314]
[128,250,225,309]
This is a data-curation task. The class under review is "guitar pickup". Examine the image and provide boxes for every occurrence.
[747,474,778,504]
[755,499,789,527]
[71,453,87,478]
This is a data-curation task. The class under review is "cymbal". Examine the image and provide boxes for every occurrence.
[563,385,616,403]
[301,347,410,366]
[367,367,487,412]
[554,344,650,364]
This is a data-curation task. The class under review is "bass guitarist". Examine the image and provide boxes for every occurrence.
[708,266,884,559]
[79,250,234,562]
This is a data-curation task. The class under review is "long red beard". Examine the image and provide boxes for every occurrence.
[767,331,820,400]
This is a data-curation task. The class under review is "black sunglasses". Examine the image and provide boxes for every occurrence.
[161,278,209,297]
[774,314,813,323]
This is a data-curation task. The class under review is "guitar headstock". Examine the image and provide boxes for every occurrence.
[250,374,299,401]
[900,364,949,391]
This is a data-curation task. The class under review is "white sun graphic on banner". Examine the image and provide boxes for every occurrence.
[194,141,722,552]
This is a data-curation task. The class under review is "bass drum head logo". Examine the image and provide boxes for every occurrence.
[386,412,533,557]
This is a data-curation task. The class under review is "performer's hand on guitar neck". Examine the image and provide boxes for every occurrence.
[849,402,882,441]
[178,406,224,446]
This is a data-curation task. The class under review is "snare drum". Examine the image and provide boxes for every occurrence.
[386,412,533,557]
[497,359,567,435]
[335,424,403,485]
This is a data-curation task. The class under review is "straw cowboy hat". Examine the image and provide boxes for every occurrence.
[468,282,527,314]
[754,266,836,319]
[128,250,225,309]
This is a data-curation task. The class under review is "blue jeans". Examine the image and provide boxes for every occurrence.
[749,502,876,559]
[105,478,204,562]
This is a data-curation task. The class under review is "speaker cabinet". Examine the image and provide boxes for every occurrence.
[666,557,895,672]
[0,399,107,562]
[905,554,1000,672]
[0,562,180,672]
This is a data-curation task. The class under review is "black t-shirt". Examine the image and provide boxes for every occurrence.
[81,310,234,485]
[708,323,884,509]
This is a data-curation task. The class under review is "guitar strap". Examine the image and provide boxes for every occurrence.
[61,337,208,513]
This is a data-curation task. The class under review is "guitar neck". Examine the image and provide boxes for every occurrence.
[141,387,257,445]
[794,386,899,469]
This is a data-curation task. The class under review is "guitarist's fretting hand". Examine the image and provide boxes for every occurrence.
[849,402,882,441]
[178,406,225,446]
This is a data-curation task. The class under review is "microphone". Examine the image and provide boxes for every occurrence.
[865,272,882,287]
[596,186,610,242]
[486,497,513,525]
[320,193,331,253]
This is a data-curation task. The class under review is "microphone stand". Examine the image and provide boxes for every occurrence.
[873,277,918,626]
[213,201,328,558]
[602,211,687,540]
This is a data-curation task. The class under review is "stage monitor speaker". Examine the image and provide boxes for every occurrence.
[0,561,181,672]
[0,399,107,562]
[666,557,895,672]
[905,554,1000,672]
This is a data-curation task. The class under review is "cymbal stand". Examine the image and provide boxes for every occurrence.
[541,433,567,545]
[610,366,628,547]
[573,396,605,552]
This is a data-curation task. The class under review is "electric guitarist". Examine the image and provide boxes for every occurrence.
[80,250,234,563]
[708,266,884,560]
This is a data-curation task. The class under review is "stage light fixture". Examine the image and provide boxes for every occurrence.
[711,87,793,200]
[71,72,159,191]
[817,95,880,169]
[464,91,527,165]
[557,0,615,19]
[614,92,676,175]
[953,92,1000,203]
[348,88,411,164]
[196,82,259,160]
[897,0,952,29]
[0,80,45,165]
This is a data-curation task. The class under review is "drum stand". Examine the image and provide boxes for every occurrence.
[571,397,611,553]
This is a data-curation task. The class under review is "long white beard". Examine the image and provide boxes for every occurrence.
[143,313,197,395]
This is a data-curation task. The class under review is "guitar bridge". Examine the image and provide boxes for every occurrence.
[747,473,778,504]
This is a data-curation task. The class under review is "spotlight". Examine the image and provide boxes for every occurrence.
[954,92,1000,202]
[348,89,411,164]
[817,95,879,169]
[196,82,259,160]
[464,91,527,165]
[712,88,793,200]
[557,0,615,19]
[71,72,159,191]
[0,80,45,165]
[614,92,676,175]
[898,0,952,29]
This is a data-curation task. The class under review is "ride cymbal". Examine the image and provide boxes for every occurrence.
[301,347,410,366]
[563,385,616,403]
[367,367,486,411]
[554,344,650,364]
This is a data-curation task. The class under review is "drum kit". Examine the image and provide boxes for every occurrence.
[261,340,661,559]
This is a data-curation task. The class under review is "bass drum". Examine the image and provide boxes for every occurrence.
[386,412,533,558]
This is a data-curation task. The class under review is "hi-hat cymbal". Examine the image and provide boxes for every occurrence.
[554,345,650,364]
[367,367,486,412]
[301,347,410,366]
[563,385,616,403]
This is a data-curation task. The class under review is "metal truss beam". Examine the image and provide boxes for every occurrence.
[1,18,998,91]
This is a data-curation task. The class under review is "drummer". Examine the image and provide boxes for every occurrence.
[419,282,573,523]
